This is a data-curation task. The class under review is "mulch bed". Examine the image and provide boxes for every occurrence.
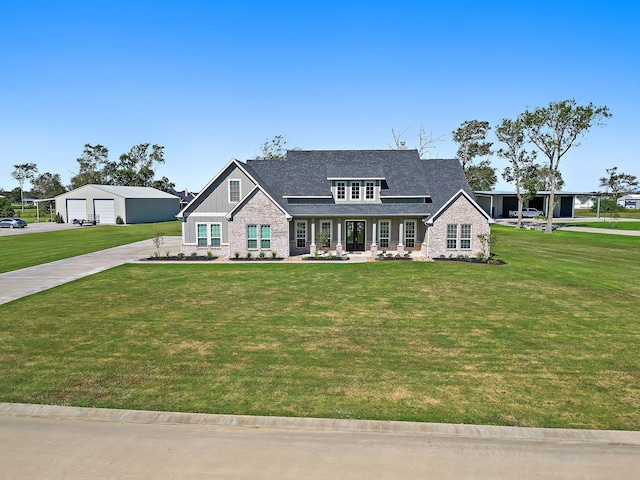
[376,257,413,261]
[433,258,507,265]
[143,256,218,261]
[303,256,350,261]
[229,258,284,261]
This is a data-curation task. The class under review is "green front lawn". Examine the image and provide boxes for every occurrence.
[0,221,180,273]
[575,208,640,219]
[557,221,640,231]
[1,226,638,430]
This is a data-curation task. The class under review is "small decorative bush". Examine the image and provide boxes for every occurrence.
[259,251,266,259]
[246,252,252,259]
[116,215,124,225]
[206,251,213,259]
[190,252,197,259]
[234,252,240,259]
[177,252,185,260]
[164,250,170,258]
[272,251,277,259]
[54,212,64,223]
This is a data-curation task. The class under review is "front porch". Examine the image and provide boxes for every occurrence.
[289,217,424,257]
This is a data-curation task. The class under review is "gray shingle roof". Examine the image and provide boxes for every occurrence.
[242,150,471,217]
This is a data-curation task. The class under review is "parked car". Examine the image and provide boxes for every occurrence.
[0,217,27,228]
[508,208,544,218]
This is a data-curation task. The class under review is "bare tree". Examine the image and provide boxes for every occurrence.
[255,135,288,160]
[389,125,442,158]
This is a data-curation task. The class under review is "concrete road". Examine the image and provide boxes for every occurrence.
[1,405,639,480]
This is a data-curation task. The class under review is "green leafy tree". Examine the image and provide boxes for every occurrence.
[11,162,38,213]
[70,143,170,189]
[151,176,176,193]
[522,99,611,233]
[599,167,638,200]
[452,120,496,190]
[70,144,110,189]
[592,198,624,222]
[108,143,165,186]
[32,172,67,217]
[32,172,66,199]
[496,117,539,227]
[0,197,14,217]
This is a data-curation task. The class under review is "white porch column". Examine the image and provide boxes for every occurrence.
[336,219,343,255]
[310,218,316,253]
[370,220,377,256]
[397,220,405,256]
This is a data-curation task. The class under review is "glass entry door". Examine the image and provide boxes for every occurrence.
[346,221,365,251]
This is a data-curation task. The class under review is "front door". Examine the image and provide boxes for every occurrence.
[346,221,365,251]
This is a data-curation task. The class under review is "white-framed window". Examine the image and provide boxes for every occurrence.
[447,224,457,249]
[320,220,332,247]
[365,182,374,200]
[261,225,271,249]
[247,224,258,249]
[405,220,416,248]
[197,222,222,247]
[296,221,307,248]
[379,220,390,248]
[228,179,241,203]
[210,223,221,247]
[337,182,346,200]
[461,224,471,249]
[351,182,360,200]
[197,223,208,247]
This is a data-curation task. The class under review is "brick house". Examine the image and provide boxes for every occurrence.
[177,150,493,258]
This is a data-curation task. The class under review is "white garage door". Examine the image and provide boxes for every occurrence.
[94,199,116,224]
[66,199,86,223]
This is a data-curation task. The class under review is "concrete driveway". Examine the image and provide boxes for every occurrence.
[1,404,639,480]
[0,221,78,236]
[0,236,182,305]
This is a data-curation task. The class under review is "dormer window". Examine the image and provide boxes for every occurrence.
[365,182,374,200]
[330,178,382,202]
[351,182,360,200]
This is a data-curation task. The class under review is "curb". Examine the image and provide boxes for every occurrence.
[2,403,639,445]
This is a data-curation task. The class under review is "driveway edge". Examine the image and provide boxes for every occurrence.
[2,402,639,445]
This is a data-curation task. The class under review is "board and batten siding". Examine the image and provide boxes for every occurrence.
[189,165,255,215]
[183,216,229,245]
[181,164,256,254]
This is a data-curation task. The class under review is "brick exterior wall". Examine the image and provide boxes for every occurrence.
[228,190,290,258]
[424,194,491,259]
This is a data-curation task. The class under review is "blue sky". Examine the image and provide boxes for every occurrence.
[1,0,638,193]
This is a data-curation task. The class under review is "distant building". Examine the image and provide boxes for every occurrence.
[574,195,596,210]
[55,185,180,224]
[474,191,589,218]
[618,194,640,209]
